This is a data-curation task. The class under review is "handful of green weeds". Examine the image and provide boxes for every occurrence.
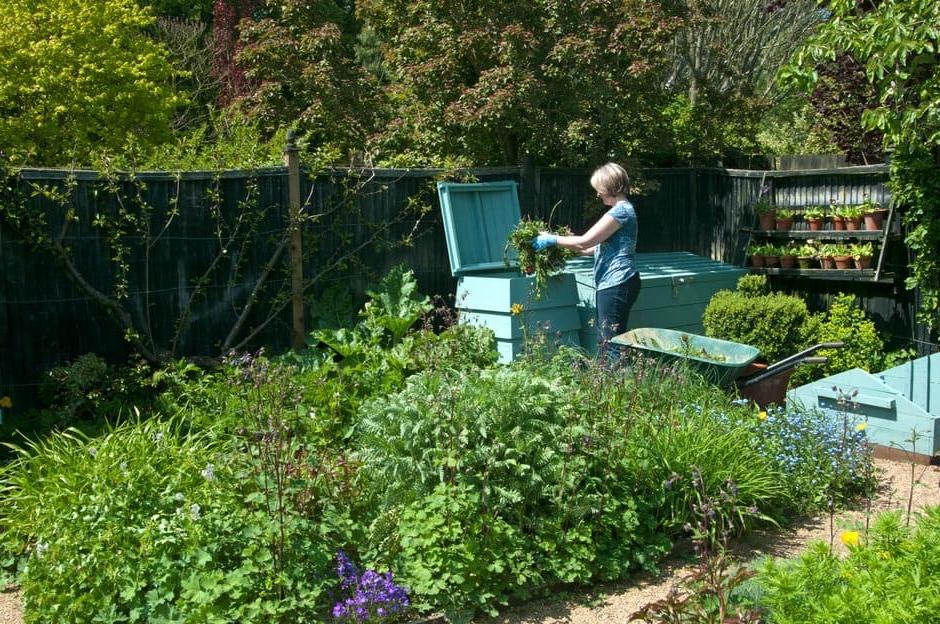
[505,219,574,298]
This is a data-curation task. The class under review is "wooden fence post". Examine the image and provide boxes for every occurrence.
[284,130,305,352]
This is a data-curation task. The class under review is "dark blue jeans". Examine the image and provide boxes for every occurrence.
[596,273,641,364]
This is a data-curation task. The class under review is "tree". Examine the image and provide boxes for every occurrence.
[358,0,683,167]
[783,0,940,334]
[0,0,184,166]
[233,0,383,153]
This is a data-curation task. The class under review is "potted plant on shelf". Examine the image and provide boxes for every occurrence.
[775,208,796,231]
[830,203,846,230]
[747,242,766,267]
[818,243,836,269]
[754,199,776,230]
[841,204,864,230]
[861,197,887,230]
[797,243,818,269]
[802,206,826,231]
[852,242,875,269]
[780,243,799,269]
[831,243,854,269]
[763,243,781,268]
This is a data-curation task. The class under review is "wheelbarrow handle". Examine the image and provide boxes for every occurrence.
[758,342,845,378]
[738,356,829,388]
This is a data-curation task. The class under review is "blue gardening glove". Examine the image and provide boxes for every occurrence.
[532,233,557,251]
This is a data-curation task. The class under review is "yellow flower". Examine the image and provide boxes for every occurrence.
[510,303,524,316]
[855,422,867,432]
[0,396,11,409]
[841,530,860,547]
[757,410,768,422]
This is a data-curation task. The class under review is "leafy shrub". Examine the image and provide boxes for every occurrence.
[703,288,816,362]
[0,418,341,622]
[356,364,671,608]
[736,274,771,297]
[755,507,940,622]
[790,293,886,386]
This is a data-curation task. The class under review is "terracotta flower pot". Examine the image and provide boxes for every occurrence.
[864,210,886,230]
[845,217,863,231]
[855,255,873,270]
[749,254,766,267]
[832,216,846,231]
[797,256,816,269]
[775,217,794,231]
[764,255,780,268]
[819,256,835,269]
[758,212,776,231]
[780,255,798,269]
[833,255,853,269]
[807,218,825,231]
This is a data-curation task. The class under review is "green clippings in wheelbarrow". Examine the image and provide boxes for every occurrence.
[611,327,761,386]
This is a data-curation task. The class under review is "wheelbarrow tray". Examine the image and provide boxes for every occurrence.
[611,327,761,386]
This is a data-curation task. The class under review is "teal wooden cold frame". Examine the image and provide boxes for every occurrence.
[787,352,940,461]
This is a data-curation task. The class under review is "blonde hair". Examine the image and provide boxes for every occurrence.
[590,162,630,196]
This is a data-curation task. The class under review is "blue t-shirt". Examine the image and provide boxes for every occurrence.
[593,199,638,290]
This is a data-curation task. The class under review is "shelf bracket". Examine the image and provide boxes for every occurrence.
[874,203,894,282]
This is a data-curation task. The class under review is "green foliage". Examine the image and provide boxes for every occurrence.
[505,219,575,298]
[755,507,940,623]
[703,288,816,363]
[235,0,382,153]
[140,0,214,21]
[0,417,339,622]
[359,0,682,166]
[783,0,940,333]
[790,294,886,386]
[736,274,771,297]
[0,0,184,166]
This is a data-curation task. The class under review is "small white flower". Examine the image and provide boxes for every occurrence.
[174,492,185,503]
[35,541,49,558]
[152,432,165,443]
[200,463,215,481]
[190,503,201,521]
[119,462,128,472]
[88,446,98,458]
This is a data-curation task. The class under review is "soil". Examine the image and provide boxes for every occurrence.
[1,458,937,624]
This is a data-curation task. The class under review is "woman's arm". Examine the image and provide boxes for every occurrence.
[552,215,622,253]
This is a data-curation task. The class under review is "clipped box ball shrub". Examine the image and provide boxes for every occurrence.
[703,276,817,362]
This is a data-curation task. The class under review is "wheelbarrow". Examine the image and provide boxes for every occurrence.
[610,328,843,407]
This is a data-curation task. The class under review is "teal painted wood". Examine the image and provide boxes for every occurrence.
[878,353,940,417]
[460,306,581,340]
[788,368,939,456]
[455,272,579,312]
[568,252,745,355]
[437,181,522,276]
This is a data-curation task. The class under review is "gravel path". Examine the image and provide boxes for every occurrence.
[1,459,937,624]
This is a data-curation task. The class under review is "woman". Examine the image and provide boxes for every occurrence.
[532,162,640,360]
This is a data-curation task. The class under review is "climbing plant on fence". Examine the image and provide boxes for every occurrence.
[0,162,437,367]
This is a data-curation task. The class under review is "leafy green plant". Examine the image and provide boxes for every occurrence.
[703,288,817,363]
[736,274,771,297]
[776,209,797,220]
[790,293,886,386]
[505,219,575,298]
[850,242,874,259]
[802,206,826,220]
[837,204,864,219]
[754,507,940,623]
[753,199,775,215]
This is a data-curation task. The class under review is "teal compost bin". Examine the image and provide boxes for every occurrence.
[788,352,940,462]
[567,253,746,354]
[437,181,582,363]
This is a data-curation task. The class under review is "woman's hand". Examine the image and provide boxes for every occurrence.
[532,232,557,251]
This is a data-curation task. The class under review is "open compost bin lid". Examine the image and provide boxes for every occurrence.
[437,181,521,276]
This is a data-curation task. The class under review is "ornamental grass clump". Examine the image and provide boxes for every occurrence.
[506,219,574,297]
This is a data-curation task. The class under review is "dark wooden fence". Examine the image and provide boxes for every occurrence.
[0,162,927,412]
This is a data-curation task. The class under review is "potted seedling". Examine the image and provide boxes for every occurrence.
[841,204,864,230]
[775,208,796,231]
[747,242,766,267]
[780,242,799,269]
[852,242,875,269]
[797,243,817,269]
[831,243,853,269]
[802,205,826,231]
[861,197,887,230]
[818,243,836,269]
[763,242,781,268]
[830,203,846,230]
[754,199,776,230]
